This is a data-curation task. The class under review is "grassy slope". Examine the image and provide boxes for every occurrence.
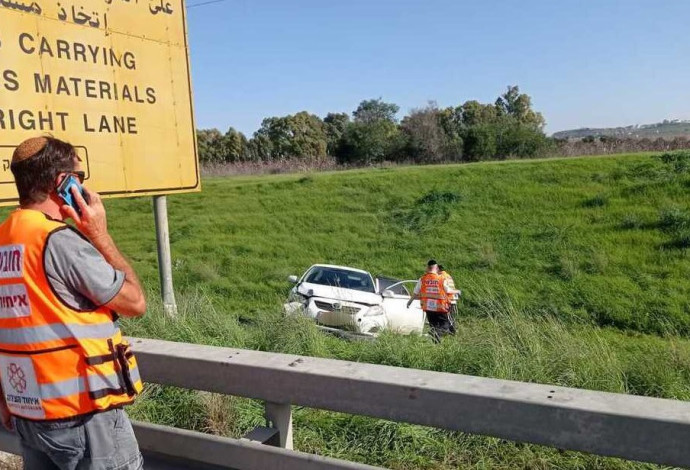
[105,152,690,469]
[115,152,690,334]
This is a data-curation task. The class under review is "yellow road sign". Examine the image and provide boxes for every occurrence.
[0,0,199,205]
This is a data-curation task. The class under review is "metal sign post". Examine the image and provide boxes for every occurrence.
[153,196,177,316]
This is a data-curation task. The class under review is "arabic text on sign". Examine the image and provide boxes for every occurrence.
[0,0,42,15]
[148,0,172,15]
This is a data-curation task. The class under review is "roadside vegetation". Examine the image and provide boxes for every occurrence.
[107,151,690,469]
[196,85,690,172]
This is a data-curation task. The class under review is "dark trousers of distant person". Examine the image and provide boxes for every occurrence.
[425,311,454,343]
[448,303,458,334]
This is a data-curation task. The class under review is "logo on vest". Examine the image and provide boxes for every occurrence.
[0,245,24,279]
[0,355,45,419]
[7,363,27,394]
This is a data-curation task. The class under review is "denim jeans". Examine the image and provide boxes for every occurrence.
[14,408,143,470]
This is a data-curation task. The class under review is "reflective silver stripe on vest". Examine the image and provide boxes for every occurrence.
[130,365,141,384]
[38,366,140,401]
[86,366,140,391]
[40,376,87,400]
[87,370,121,391]
[0,323,118,345]
[423,293,445,300]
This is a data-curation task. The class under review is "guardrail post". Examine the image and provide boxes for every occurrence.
[265,402,293,450]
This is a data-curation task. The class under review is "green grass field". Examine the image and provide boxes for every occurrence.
[105,152,690,469]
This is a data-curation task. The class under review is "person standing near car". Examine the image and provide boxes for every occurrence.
[406,259,458,342]
[0,137,147,469]
[437,265,460,333]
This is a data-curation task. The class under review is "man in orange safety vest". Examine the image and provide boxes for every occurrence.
[438,265,460,333]
[0,137,147,469]
[407,259,460,343]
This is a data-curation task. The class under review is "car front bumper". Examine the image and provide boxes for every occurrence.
[283,297,387,336]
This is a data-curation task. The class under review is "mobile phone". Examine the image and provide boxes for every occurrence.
[56,175,87,215]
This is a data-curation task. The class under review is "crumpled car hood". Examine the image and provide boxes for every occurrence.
[298,282,381,306]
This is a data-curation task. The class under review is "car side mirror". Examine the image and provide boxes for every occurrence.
[382,289,394,298]
[287,275,298,284]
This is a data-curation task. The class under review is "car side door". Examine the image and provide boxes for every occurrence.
[380,280,425,334]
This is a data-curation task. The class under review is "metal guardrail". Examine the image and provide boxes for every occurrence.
[0,421,381,470]
[131,337,690,468]
[1,337,690,468]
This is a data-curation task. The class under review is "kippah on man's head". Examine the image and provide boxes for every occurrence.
[12,137,49,164]
[11,136,78,206]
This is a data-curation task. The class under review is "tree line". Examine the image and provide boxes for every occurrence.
[197,86,690,166]
[197,86,550,165]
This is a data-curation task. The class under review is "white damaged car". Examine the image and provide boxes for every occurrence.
[283,264,424,336]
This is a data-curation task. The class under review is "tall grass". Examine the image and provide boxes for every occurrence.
[124,287,689,469]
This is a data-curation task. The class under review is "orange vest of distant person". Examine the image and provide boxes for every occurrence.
[438,271,457,304]
[419,272,449,313]
[0,209,142,421]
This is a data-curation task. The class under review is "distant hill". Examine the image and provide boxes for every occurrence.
[552,120,690,140]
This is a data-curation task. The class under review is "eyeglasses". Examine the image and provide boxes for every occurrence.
[72,171,85,183]
[62,171,85,184]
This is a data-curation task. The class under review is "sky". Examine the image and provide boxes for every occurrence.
[185,0,690,136]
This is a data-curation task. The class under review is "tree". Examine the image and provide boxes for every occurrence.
[252,112,327,160]
[494,85,545,129]
[196,128,225,163]
[223,127,249,162]
[495,120,551,158]
[463,125,497,161]
[401,102,462,162]
[457,100,499,127]
[323,112,350,156]
[197,127,250,163]
[337,120,401,165]
[335,99,403,164]
[353,98,399,124]
[286,111,328,158]
[247,133,272,161]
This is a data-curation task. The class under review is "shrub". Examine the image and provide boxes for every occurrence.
[496,122,552,159]
[620,214,642,230]
[658,207,690,249]
[582,194,608,208]
[659,207,690,233]
[656,150,690,174]
[392,190,462,232]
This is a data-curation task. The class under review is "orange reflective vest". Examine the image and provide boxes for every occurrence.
[0,209,142,421]
[419,272,449,313]
[439,271,457,304]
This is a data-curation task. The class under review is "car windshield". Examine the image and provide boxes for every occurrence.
[304,267,375,293]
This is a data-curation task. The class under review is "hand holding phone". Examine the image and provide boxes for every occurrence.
[59,181,109,244]
[57,174,88,216]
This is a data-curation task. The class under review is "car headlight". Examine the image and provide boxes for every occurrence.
[288,291,309,305]
[364,306,384,317]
